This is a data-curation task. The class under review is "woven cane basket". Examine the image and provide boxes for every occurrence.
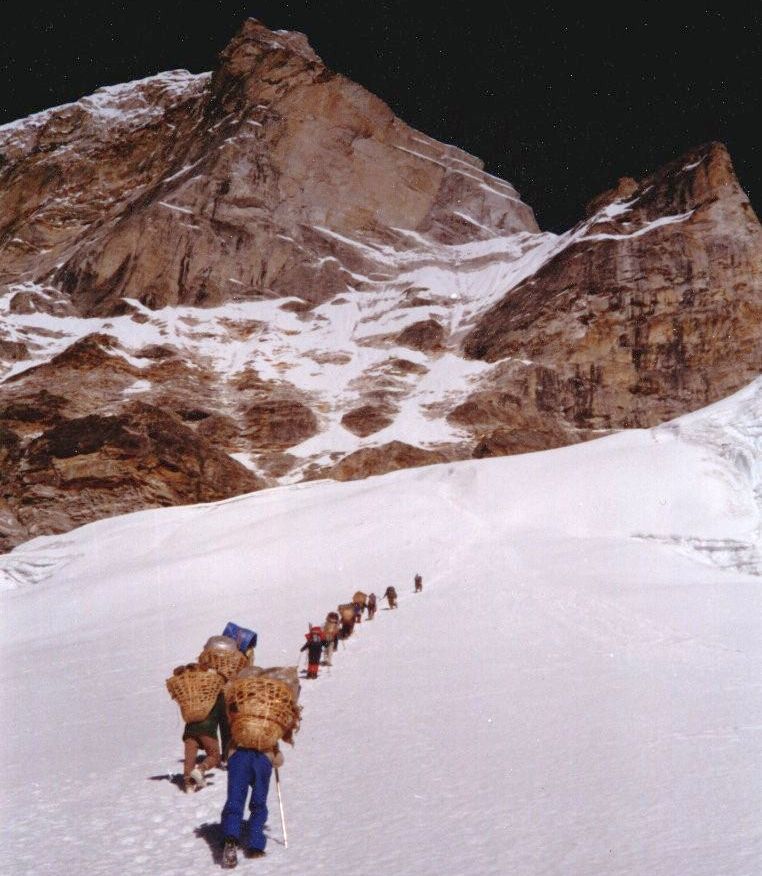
[166,665,224,723]
[198,647,249,680]
[257,666,301,700]
[226,677,300,750]
[338,603,355,622]
[352,591,367,607]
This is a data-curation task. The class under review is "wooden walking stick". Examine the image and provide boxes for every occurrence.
[275,767,288,848]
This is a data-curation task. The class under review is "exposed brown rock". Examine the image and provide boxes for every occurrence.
[7,333,137,385]
[0,339,28,361]
[0,425,21,467]
[0,70,211,292]
[341,404,394,437]
[0,18,533,549]
[0,19,537,319]
[196,413,242,447]
[136,344,178,361]
[463,142,762,432]
[585,176,638,217]
[396,319,446,352]
[256,451,298,478]
[472,428,583,458]
[328,441,448,481]
[243,398,318,449]
[0,390,67,427]
[8,290,75,316]
[279,299,313,314]
[50,333,133,370]
[384,357,429,376]
[0,403,263,552]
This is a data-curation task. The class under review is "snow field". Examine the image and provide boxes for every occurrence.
[2,383,762,874]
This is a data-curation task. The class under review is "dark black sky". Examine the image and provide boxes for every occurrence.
[1,1,759,231]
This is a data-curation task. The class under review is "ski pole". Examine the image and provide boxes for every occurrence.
[275,767,288,848]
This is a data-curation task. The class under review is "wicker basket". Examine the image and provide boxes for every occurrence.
[198,647,249,680]
[338,603,355,622]
[166,665,224,723]
[257,666,301,700]
[225,676,301,750]
[352,591,367,607]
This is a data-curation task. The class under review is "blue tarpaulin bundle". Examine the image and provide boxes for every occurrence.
[222,622,257,653]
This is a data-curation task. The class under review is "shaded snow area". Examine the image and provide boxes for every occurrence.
[2,381,762,875]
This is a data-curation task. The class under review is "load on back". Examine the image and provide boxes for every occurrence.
[225,666,302,749]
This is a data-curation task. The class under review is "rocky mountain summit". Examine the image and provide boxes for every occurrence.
[0,19,760,550]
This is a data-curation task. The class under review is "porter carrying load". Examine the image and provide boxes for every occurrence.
[198,635,249,680]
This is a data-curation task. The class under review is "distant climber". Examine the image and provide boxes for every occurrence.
[352,591,367,624]
[338,603,356,638]
[367,592,377,620]
[322,611,340,665]
[414,573,422,593]
[300,626,325,679]
[383,585,398,609]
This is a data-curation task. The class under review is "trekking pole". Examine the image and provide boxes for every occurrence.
[275,768,288,848]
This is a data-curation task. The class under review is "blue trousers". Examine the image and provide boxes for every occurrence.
[220,748,273,851]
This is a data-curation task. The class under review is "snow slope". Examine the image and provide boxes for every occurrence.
[2,381,762,875]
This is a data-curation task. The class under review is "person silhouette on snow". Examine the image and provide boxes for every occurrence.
[300,626,325,679]
[367,592,377,620]
[322,612,340,665]
[383,585,397,609]
[353,600,364,624]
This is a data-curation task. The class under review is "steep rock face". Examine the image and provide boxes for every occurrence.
[461,142,762,432]
[0,71,211,291]
[0,402,263,552]
[0,19,537,317]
